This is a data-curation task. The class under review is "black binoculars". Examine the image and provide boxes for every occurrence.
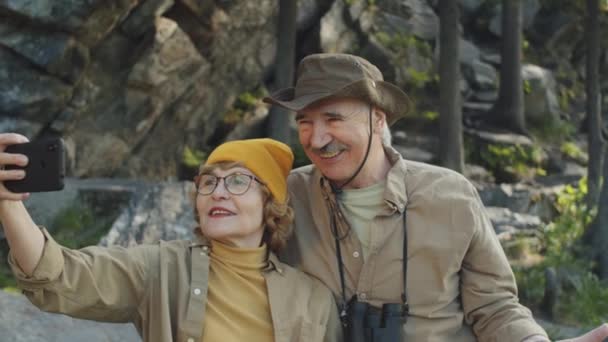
[344,297,406,342]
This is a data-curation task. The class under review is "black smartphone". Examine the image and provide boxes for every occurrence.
[4,137,66,193]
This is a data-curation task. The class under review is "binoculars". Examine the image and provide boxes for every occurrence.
[344,298,406,342]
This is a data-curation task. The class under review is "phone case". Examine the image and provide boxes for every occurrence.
[4,137,65,193]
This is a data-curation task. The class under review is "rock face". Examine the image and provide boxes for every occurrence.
[0,0,277,180]
[1,0,587,182]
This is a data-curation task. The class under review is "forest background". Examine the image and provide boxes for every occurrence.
[0,0,607,340]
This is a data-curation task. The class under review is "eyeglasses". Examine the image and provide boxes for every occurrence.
[196,173,263,196]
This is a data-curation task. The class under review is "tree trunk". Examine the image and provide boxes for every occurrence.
[592,147,608,279]
[493,0,526,133]
[266,0,297,144]
[438,0,463,173]
[585,0,603,209]
[585,0,607,279]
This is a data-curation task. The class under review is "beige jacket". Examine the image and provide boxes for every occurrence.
[10,229,342,342]
[283,146,548,342]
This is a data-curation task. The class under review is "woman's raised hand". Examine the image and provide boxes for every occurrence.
[0,133,30,201]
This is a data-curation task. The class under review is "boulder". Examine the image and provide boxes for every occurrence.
[462,59,498,92]
[477,183,561,222]
[485,206,542,239]
[394,145,435,164]
[522,64,562,126]
[373,0,439,41]
[100,182,196,247]
[0,290,140,342]
[320,0,358,53]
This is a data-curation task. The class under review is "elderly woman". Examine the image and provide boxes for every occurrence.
[0,133,341,342]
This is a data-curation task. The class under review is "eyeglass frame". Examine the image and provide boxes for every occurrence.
[196,172,265,196]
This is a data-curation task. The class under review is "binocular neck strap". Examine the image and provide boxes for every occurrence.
[330,203,409,321]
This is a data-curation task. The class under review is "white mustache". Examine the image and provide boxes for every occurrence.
[312,142,346,155]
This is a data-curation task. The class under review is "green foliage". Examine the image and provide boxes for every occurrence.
[543,179,593,266]
[375,32,432,59]
[523,79,532,95]
[407,68,432,89]
[555,66,583,113]
[560,271,608,326]
[374,32,435,90]
[51,205,112,249]
[558,87,577,111]
[480,144,546,179]
[182,146,207,168]
[522,39,530,53]
[236,92,258,109]
[0,266,17,289]
[560,141,588,164]
[2,286,20,294]
[513,265,546,305]
[530,118,575,145]
[224,87,267,125]
[422,110,439,121]
[514,179,608,326]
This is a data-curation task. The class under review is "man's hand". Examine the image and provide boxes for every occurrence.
[558,324,608,342]
[0,133,30,201]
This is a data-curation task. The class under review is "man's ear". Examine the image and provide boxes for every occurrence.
[373,107,387,133]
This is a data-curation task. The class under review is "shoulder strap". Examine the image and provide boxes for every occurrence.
[401,211,409,317]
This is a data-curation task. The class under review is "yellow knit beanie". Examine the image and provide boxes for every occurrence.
[204,138,294,203]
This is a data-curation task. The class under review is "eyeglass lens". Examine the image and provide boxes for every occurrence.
[198,173,253,195]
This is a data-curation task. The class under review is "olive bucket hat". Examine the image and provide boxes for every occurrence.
[263,53,412,126]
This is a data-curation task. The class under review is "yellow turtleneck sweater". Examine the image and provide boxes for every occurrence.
[201,241,274,342]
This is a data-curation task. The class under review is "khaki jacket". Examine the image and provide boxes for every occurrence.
[283,146,548,342]
[10,229,342,342]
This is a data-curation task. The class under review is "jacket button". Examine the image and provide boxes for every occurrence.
[187,338,195,342]
[359,292,367,300]
[353,251,360,258]
[193,288,201,295]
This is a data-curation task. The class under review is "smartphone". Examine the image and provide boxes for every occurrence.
[4,137,66,193]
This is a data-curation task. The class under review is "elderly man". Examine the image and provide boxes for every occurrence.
[265,53,608,342]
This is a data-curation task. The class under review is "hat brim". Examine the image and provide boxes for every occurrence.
[263,79,412,126]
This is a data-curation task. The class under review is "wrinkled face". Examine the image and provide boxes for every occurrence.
[196,166,265,248]
[296,98,383,186]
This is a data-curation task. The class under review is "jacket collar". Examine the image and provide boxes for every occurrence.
[383,145,408,213]
[190,231,286,276]
[310,145,409,215]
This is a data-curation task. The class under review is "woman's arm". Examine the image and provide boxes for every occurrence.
[0,133,44,275]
